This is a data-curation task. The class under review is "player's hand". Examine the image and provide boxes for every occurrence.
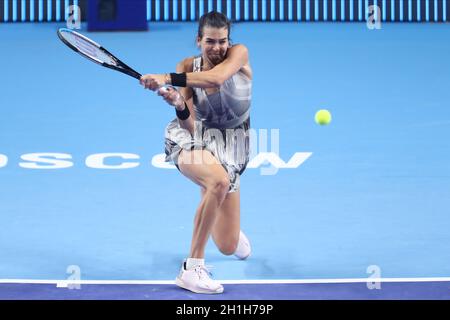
[140,74,168,91]
[157,86,185,109]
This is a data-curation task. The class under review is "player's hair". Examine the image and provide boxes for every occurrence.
[197,11,232,40]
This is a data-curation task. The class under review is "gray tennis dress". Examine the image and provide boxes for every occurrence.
[164,55,252,192]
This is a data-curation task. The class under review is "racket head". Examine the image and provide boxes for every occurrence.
[57,28,116,66]
[57,28,141,79]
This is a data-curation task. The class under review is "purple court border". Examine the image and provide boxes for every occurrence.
[0,281,449,300]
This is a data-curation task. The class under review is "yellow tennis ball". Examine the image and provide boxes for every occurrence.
[315,109,332,125]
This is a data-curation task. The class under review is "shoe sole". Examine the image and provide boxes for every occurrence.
[175,277,224,294]
[234,245,251,260]
[235,252,251,260]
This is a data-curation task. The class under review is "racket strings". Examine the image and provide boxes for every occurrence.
[58,28,140,79]
[74,36,98,58]
[62,31,116,66]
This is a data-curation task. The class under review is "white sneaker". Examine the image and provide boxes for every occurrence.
[234,230,251,260]
[175,263,224,294]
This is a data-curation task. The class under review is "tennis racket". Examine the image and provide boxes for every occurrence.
[57,28,168,91]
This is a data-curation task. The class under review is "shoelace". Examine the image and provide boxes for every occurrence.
[194,265,214,280]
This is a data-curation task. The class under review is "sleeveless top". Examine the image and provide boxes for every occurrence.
[192,54,252,129]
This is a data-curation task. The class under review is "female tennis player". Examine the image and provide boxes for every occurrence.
[140,11,252,294]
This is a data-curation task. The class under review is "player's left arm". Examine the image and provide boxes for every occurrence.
[185,44,249,88]
[140,45,249,90]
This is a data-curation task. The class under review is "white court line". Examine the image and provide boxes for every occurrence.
[1,277,450,288]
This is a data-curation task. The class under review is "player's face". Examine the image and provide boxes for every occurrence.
[198,27,230,66]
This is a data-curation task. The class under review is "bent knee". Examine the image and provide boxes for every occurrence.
[206,176,230,197]
[217,241,238,256]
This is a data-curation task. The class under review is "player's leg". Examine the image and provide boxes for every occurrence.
[174,148,229,294]
[201,187,239,254]
[177,149,230,259]
[202,188,251,259]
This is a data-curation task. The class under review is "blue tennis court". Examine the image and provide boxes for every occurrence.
[1,1,450,300]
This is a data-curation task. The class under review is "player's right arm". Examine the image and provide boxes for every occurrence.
[158,57,196,135]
